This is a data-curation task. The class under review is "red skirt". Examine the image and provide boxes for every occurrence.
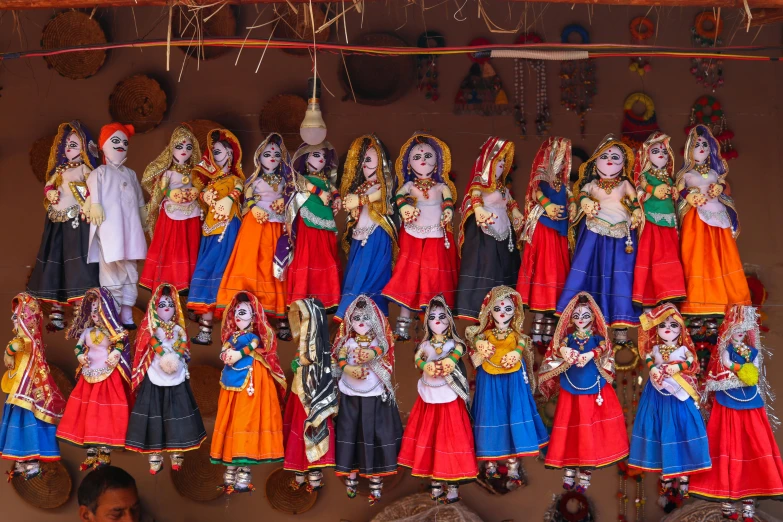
[690,402,783,501]
[398,397,478,482]
[517,224,570,313]
[287,217,342,311]
[544,385,629,469]
[632,222,686,307]
[282,394,335,472]
[140,212,201,292]
[55,371,130,448]
[383,229,458,311]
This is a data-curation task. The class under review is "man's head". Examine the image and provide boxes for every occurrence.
[78,466,140,522]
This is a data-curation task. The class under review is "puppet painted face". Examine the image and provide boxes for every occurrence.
[350,306,373,337]
[596,145,624,179]
[65,132,83,162]
[260,142,282,173]
[731,329,748,346]
[234,302,254,330]
[491,297,514,330]
[648,144,669,169]
[657,317,682,344]
[494,157,506,182]
[213,141,233,170]
[409,143,437,179]
[428,306,449,336]
[693,136,711,164]
[90,300,101,326]
[571,304,594,331]
[157,295,176,323]
[307,149,327,174]
[103,131,129,166]
[173,137,194,165]
[362,147,379,183]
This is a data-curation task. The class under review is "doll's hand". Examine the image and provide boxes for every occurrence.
[631,209,643,229]
[568,203,577,221]
[708,183,724,199]
[107,350,120,367]
[686,192,707,208]
[560,345,578,365]
[346,364,368,380]
[576,351,595,368]
[89,203,105,226]
[580,198,600,218]
[316,191,330,206]
[350,208,360,220]
[356,348,377,364]
[76,354,89,367]
[440,208,453,227]
[501,351,521,369]
[46,189,60,204]
[424,362,437,377]
[401,205,420,224]
[251,206,269,224]
[439,358,456,376]
[474,207,497,229]
[475,340,495,360]
[649,366,663,386]
[545,203,565,220]
[343,194,360,211]
[169,188,185,204]
[187,187,200,202]
[663,364,679,377]
[203,188,217,207]
[213,196,233,221]
[223,350,242,366]
[653,184,671,200]
[3,353,14,370]
[271,198,285,215]
[331,196,342,213]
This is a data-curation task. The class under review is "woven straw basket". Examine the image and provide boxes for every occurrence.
[11,461,72,510]
[265,467,318,514]
[109,74,167,134]
[187,364,221,418]
[41,11,107,80]
[274,4,330,56]
[30,134,56,183]
[183,120,225,154]
[170,436,225,502]
[259,94,307,152]
[176,4,237,60]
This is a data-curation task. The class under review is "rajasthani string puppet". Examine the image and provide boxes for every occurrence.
[337,134,398,321]
[455,137,523,322]
[382,132,458,340]
[632,132,686,309]
[517,137,573,349]
[690,306,783,521]
[398,294,477,504]
[0,293,65,480]
[86,123,147,329]
[466,286,548,487]
[217,133,291,338]
[125,283,206,474]
[556,135,642,340]
[56,288,132,470]
[539,292,629,492]
[210,292,287,494]
[275,142,342,313]
[629,304,710,507]
[139,125,202,294]
[283,298,338,492]
[188,129,245,345]
[333,295,402,505]
[27,121,100,330]
[676,124,750,317]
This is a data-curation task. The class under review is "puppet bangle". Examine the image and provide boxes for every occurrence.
[613,342,640,372]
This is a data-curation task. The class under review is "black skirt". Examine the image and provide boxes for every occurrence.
[454,217,521,321]
[334,393,402,477]
[125,374,207,453]
[27,215,99,305]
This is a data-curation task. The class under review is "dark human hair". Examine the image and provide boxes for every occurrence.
[77,466,137,513]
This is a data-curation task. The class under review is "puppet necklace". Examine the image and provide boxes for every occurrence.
[431,334,448,355]
[492,327,512,341]
[658,343,677,362]
[261,171,282,192]
[694,163,710,178]
[171,162,191,184]
[414,178,436,199]
[597,177,622,195]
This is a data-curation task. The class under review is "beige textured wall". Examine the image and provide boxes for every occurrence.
[0,4,781,522]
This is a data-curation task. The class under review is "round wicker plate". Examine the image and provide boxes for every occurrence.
[176,4,237,60]
[41,11,107,80]
[338,33,415,106]
[11,460,72,510]
[187,364,221,418]
[30,134,56,184]
[265,467,318,515]
[274,5,330,56]
[109,74,167,134]
[49,364,75,401]
[183,120,225,154]
[170,437,225,502]
[259,94,307,152]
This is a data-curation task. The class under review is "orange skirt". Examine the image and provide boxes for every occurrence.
[215,216,287,319]
[210,359,284,465]
[680,211,750,316]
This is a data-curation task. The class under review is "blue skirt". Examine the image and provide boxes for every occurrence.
[556,221,641,327]
[188,218,241,309]
[471,365,549,459]
[0,405,59,460]
[628,380,711,478]
[336,227,392,320]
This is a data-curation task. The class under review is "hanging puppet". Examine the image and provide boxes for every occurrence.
[274,142,342,313]
[139,125,202,294]
[455,137,523,322]
[382,132,458,340]
[676,124,750,317]
[217,133,291,338]
[56,288,132,470]
[690,306,783,521]
[517,137,573,349]
[632,132,686,309]
[337,134,398,321]
[466,286,548,487]
[125,283,206,474]
[398,294,476,504]
[539,292,629,492]
[210,292,287,494]
[629,304,710,506]
[283,298,338,492]
[555,135,642,338]
[86,123,147,329]
[188,129,245,345]
[27,121,100,330]
[333,295,402,505]
[1,293,65,480]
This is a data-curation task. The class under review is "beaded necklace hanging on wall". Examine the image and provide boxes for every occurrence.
[559,25,597,139]
[683,95,738,160]
[690,11,724,91]
[513,32,551,138]
[417,31,445,102]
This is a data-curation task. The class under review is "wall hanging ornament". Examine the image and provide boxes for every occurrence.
[170,436,225,502]
[544,491,596,522]
[259,94,307,152]
[417,31,445,102]
[620,93,660,151]
[629,16,654,77]
[559,25,597,139]
[10,461,72,509]
[41,10,107,80]
[690,11,724,91]
[109,74,167,134]
[513,32,551,138]
[683,95,738,160]
[454,38,511,116]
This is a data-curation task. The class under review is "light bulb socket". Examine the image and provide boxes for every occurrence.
[308,77,322,100]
